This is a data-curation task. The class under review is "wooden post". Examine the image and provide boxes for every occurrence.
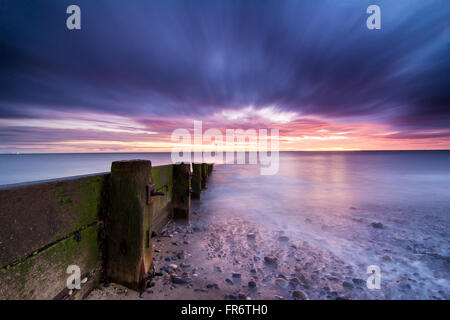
[172,163,191,222]
[191,163,202,199]
[106,160,153,290]
[201,163,208,189]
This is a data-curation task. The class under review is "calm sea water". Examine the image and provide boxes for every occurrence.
[203,151,450,298]
[1,151,449,298]
[0,152,174,186]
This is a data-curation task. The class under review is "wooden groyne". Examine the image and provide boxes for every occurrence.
[0,161,213,299]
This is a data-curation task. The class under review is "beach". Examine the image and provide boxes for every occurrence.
[88,202,374,300]
[0,152,448,300]
[87,152,450,300]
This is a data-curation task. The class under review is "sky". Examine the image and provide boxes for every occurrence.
[0,0,449,153]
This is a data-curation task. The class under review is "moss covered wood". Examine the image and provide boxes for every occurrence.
[106,160,153,290]
[0,225,100,300]
[0,174,108,268]
[151,165,174,233]
[172,163,191,222]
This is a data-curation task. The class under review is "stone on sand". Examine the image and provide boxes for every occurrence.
[292,290,308,300]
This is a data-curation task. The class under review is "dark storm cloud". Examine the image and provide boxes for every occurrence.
[0,0,449,128]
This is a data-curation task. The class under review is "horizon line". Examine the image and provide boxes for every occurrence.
[2,149,450,155]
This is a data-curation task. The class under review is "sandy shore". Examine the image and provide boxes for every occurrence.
[87,199,385,300]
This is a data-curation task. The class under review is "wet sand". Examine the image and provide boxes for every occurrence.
[87,200,383,300]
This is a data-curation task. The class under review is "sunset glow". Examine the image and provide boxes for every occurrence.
[1,111,449,153]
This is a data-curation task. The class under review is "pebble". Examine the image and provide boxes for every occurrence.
[352,278,365,286]
[248,281,257,288]
[206,283,219,289]
[289,277,300,288]
[238,293,247,300]
[275,278,289,289]
[116,288,128,295]
[168,264,178,269]
[326,275,339,282]
[370,222,384,229]
[264,256,278,265]
[342,281,354,290]
[225,278,233,285]
[232,273,241,278]
[278,236,290,242]
[171,276,192,284]
[247,233,256,240]
[292,290,308,300]
[176,252,185,259]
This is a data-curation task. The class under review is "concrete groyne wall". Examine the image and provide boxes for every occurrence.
[0,161,213,299]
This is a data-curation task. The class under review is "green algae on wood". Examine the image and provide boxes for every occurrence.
[172,163,191,222]
[0,173,108,268]
[106,160,153,290]
[73,175,107,231]
[0,225,100,300]
[151,165,174,232]
[151,165,174,210]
